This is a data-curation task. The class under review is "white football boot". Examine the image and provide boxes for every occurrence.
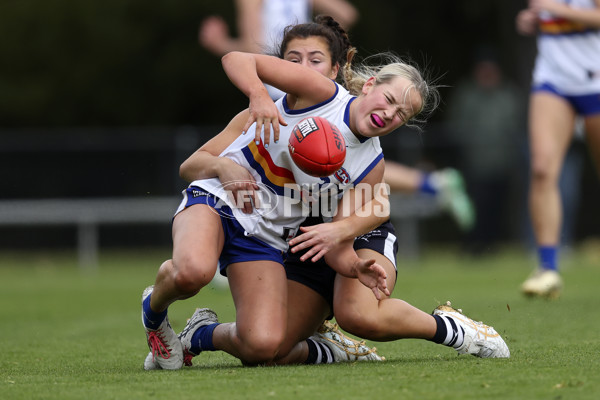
[141,286,184,370]
[309,321,384,362]
[433,301,510,358]
[521,269,562,299]
[143,300,219,371]
[179,308,220,367]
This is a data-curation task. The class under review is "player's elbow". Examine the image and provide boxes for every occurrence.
[221,51,243,69]
[179,159,194,182]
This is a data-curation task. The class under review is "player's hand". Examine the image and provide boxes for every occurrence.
[352,258,390,300]
[243,90,287,148]
[516,9,539,36]
[215,158,259,214]
[199,16,230,55]
[289,223,342,262]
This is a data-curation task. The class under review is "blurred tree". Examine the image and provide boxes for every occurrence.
[0,0,230,126]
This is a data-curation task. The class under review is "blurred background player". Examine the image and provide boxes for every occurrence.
[445,48,525,255]
[516,0,600,298]
[199,0,475,238]
[199,0,359,100]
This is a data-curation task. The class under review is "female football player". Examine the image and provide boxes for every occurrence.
[517,0,600,298]
[169,16,509,368]
[140,12,442,369]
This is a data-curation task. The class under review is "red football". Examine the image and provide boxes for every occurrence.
[288,116,346,177]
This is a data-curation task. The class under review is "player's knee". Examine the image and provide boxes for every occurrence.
[530,158,557,184]
[530,164,547,182]
[335,308,380,340]
[238,330,285,364]
[171,257,213,293]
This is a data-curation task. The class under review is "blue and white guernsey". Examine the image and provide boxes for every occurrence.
[188,82,383,251]
[533,0,600,94]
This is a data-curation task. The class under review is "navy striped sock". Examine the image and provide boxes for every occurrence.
[430,315,465,348]
[304,338,333,364]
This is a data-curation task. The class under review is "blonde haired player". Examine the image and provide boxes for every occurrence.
[199,0,475,230]
[153,18,509,369]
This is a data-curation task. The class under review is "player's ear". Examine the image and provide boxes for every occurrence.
[362,76,376,95]
[329,63,340,80]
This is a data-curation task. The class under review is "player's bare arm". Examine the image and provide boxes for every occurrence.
[180,109,250,180]
[179,109,258,214]
[289,159,389,261]
[221,52,337,138]
[222,51,336,101]
[323,239,390,300]
[312,0,359,30]
[516,8,539,36]
[234,0,264,53]
[332,158,387,221]
[530,0,600,27]
[198,0,263,56]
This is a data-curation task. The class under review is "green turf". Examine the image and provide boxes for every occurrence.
[1,246,600,399]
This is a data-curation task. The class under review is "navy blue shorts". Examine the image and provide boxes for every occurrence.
[177,187,285,276]
[533,82,600,116]
[285,218,398,317]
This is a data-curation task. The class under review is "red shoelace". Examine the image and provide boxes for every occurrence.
[147,330,172,360]
[182,350,194,367]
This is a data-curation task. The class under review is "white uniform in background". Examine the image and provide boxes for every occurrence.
[262,0,311,52]
[533,0,600,94]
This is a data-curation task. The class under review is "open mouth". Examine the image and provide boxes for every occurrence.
[370,114,384,128]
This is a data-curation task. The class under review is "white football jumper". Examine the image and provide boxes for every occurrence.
[186,83,383,251]
[262,0,311,52]
[533,0,600,94]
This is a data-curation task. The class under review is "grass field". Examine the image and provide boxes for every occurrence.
[2,245,600,400]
